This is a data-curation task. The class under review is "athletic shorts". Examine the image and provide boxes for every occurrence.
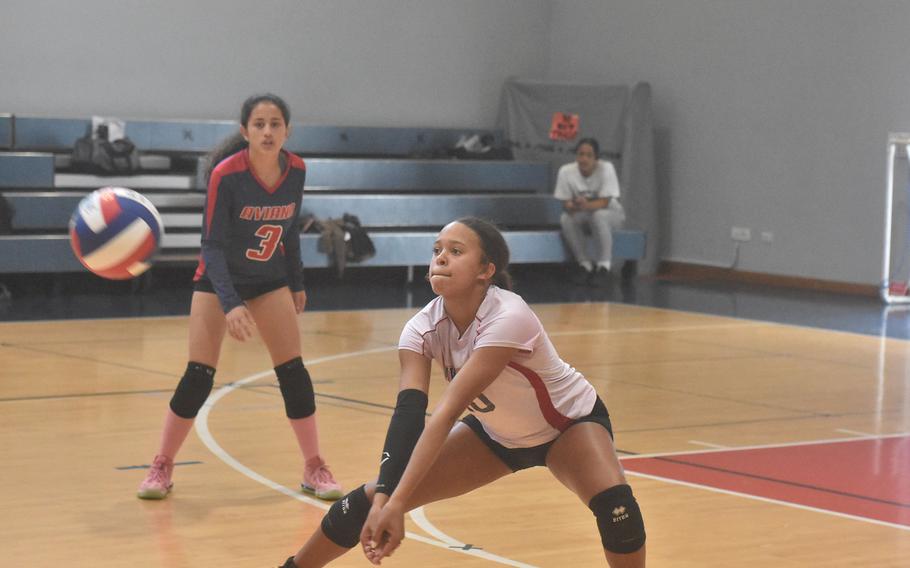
[461,396,614,472]
[193,275,288,302]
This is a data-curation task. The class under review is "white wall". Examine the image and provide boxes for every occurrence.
[7,1,908,285]
[549,0,910,285]
[1,0,550,127]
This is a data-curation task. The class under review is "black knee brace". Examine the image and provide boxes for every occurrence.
[169,362,215,418]
[589,484,646,554]
[320,485,371,548]
[275,357,316,419]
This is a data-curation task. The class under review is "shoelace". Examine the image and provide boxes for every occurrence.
[146,459,171,485]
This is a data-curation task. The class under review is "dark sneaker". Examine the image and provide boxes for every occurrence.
[569,264,592,285]
[589,266,611,287]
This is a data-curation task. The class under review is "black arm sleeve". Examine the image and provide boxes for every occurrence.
[201,168,243,313]
[375,388,428,496]
[201,242,243,313]
[283,208,304,292]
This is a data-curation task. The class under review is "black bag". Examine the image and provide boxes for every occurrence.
[341,213,375,262]
[72,125,140,175]
[93,138,140,174]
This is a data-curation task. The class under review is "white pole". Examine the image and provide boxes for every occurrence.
[881,134,910,303]
[881,139,896,302]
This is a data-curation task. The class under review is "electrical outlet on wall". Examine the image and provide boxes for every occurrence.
[731,227,752,242]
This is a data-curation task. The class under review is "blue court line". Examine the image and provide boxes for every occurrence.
[116,460,203,470]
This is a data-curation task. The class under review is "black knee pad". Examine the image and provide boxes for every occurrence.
[275,357,315,419]
[320,485,370,548]
[169,362,215,418]
[589,484,646,554]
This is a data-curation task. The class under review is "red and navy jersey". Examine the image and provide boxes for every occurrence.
[194,148,305,311]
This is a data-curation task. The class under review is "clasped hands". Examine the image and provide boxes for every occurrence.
[360,496,405,565]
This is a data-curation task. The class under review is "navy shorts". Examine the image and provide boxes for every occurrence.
[193,275,288,301]
[461,396,614,472]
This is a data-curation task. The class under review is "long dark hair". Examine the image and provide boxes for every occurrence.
[456,217,513,291]
[205,93,291,182]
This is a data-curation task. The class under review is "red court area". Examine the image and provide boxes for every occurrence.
[622,435,910,528]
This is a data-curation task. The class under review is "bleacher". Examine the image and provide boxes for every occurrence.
[0,114,646,276]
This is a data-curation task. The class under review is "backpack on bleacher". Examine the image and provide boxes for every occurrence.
[342,213,375,263]
[72,123,140,175]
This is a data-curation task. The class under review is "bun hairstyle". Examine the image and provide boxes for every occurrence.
[455,217,513,291]
[205,93,291,182]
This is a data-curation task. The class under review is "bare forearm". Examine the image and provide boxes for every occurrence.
[584,197,611,210]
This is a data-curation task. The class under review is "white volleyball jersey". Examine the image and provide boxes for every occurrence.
[399,286,597,448]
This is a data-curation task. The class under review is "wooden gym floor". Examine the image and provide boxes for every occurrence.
[1,276,909,566]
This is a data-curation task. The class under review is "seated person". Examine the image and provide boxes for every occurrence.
[554,138,625,286]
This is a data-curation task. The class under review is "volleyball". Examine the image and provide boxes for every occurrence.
[69,187,164,280]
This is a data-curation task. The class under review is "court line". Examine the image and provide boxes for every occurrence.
[4,295,909,344]
[621,431,910,460]
[836,428,879,437]
[625,470,910,533]
[548,322,768,336]
[687,440,729,449]
[195,346,540,567]
[646,455,909,508]
[588,299,910,342]
[408,507,538,568]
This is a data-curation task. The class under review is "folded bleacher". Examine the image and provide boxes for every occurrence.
[0,115,646,275]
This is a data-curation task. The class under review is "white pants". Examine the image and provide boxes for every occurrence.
[560,202,626,264]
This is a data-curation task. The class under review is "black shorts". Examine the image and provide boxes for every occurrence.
[193,275,288,301]
[461,396,614,472]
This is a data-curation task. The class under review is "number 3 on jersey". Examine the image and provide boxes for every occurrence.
[246,224,283,261]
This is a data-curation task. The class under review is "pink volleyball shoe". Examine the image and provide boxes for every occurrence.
[137,454,174,500]
[301,456,343,500]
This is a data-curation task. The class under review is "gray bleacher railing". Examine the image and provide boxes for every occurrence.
[4,193,562,231]
[0,114,646,276]
[0,230,645,274]
[0,153,545,193]
[303,159,547,193]
[11,115,500,157]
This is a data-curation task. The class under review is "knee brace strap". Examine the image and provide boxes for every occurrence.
[589,484,646,554]
[320,485,370,548]
[275,357,315,419]
[169,362,215,419]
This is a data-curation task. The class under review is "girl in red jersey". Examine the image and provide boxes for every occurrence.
[278,218,645,567]
[138,94,342,501]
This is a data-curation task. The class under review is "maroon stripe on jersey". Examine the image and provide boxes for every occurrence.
[193,254,206,281]
[287,151,307,171]
[507,361,573,432]
[205,152,247,238]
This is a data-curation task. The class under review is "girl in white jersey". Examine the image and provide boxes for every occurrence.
[279,217,646,568]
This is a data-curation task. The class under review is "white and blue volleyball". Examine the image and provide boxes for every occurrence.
[69,187,164,280]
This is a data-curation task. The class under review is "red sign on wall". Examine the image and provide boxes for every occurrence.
[549,112,580,141]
